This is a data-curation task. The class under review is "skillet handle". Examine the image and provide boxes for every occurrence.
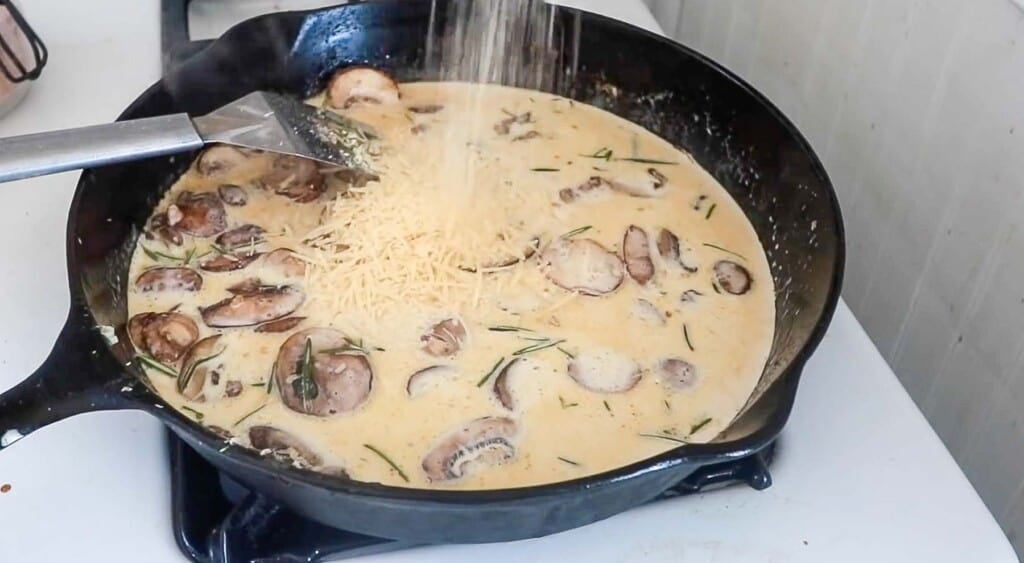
[0,113,203,183]
[0,309,134,450]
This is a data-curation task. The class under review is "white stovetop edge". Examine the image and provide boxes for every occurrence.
[0,1,1015,562]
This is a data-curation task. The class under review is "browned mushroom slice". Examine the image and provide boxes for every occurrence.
[175,191,227,237]
[538,238,625,296]
[623,225,654,285]
[226,277,263,295]
[135,267,202,292]
[656,229,698,273]
[567,348,641,393]
[406,365,457,397]
[200,285,305,328]
[196,145,250,178]
[198,252,261,273]
[249,425,323,466]
[558,176,609,203]
[217,184,248,206]
[259,155,325,203]
[216,224,265,250]
[255,316,305,333]
[178,334,226,401]
[327,67,401,109]
[459,238,539,273]
[608,168,668,198]
[274,328,373,416]
[492,357,530,410]
[130,312,199,364]
[421,417,518,482]
[713,260,753,295]
[263,248,307,277]
[408,104,444,114]
[420,318,467,357]
[658,358,700,391]
[632,299,665,325]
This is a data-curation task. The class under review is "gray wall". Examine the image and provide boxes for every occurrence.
[644,0,1024,553]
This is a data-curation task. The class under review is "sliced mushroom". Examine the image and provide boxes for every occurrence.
[135,267,202,292]
[326,67,401,109]
[274,328,374,417]
[256,316,305,333]
[178,335,226,401]
[175,191,227,237]
[558,176,609,203]
[196,145,251,178]
[658,358,699,391]
[147,212,183,246]
[216,224,265,250]
[459,238,539,273]
[608,168,668,198]
[492,357,530,410]
[656,228,698,273]
[623,225,654,285]
[538,238,625,296]
[567,347,642,393]
[406,365,457,397]
[249,425,323,466]
[217,184,248,206]
[408,104,444,114]
[633,299,665,325]
[713,260,753,295]
[198,252,261,273]
[421,417,518,482]
[225,380,243,397]
[263,248,307,277]
[226,277,263,295]
[129,312,199,364]
[421,318,467,357]
[259,155,325,203]
[200,285,305,328]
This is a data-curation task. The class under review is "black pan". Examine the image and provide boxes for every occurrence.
[0,0,844,544]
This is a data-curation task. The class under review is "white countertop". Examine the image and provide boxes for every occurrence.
[0,1,1016,562]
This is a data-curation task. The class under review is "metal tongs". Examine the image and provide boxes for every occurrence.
[0,91,378,183]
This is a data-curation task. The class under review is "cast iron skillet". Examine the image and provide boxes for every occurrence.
[0,0,844,544]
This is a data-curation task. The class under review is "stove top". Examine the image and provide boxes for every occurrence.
[168,431,776,563]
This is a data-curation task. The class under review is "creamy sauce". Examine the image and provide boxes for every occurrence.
[126,79,775,490]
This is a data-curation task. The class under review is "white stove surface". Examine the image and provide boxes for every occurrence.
[0,1,1017,562]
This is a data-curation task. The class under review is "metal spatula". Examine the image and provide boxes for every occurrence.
[0,91,378,183]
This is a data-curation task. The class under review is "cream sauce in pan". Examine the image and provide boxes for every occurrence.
[126,71,775,490]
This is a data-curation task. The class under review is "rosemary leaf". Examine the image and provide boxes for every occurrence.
[559,396,579,409]
[603,400,612,414]
[267,363,276,395]
[512,339,566,356]
[557,346,575,359]
[296,337,318,412]
[689,417,713,435]
[557,457,581,466]
[561,225,592,239]
[664,400,672,410]
[233,403,266,427]
[639,433,689,445]
[581,147,614,161]
[180,405,204,421]
[250,383,266,387]
[615,157,678,165]
[702,243,747,261]
[477,357,506,387]
[177,349,224,394]
[364,444,409,483]
[141,246,162,262]
[488,325,535,333]
[530,167,561,172]
[183,247,196,265]
[136,354,177,377]
[705,203,718,220]
[683,324,695,352]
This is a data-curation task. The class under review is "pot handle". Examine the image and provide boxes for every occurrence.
[0,309,135,450]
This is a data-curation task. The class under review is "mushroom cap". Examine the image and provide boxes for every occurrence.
[420,318,467,357]
[274,328,374,417]
[567,347,642,393]
[215,224,265,250]
[658,358,700,391]
[175,192,227,237]
[422,417,518,482]
[538,238,625,296]
[129,312,199,364]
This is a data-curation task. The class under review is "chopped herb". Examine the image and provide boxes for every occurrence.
[250,383,266,388]
[705,203,718,220]
[266,364,275,394]
[183,247,197,264]
[689,417,713,435]
[488,325,535,333]
[692,194,708,211]
[557,346,575,359]
[180,405,204,420]
[530,167,561,172]
[177,348,224,393]
[603,400,612,413]
[322,337,371,356]
[683,324,695,352]
[363,444,409,483]
[512,339,566,356]
[558,457,581,466]
[518,335,551,342]
[141,246,162,262]
[581,147,614,161]
[664,400,672,410]
[561,225,592,239]
[477,357,506,387]
[136,354,177,377]
[711,282,722,294]
[233,404,266,427]
[141,246,186,263]
[559,396,579,409]
[702,243,747,261]
[209,243,229,256]
[639,433,689,445]
[615,157,678,165]
[294,337,319,412]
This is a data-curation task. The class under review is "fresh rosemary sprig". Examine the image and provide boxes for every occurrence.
[233,404,266,427]
[639,433,689,445]
[136,354,177,377]
[683,324,695,352]
[558,457,581,466]
[476,357,506,387]
[702,243,746,261]
[363,444,409,483]
[512,339,566,356]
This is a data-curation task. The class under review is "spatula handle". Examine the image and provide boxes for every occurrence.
[0,113,203,182]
